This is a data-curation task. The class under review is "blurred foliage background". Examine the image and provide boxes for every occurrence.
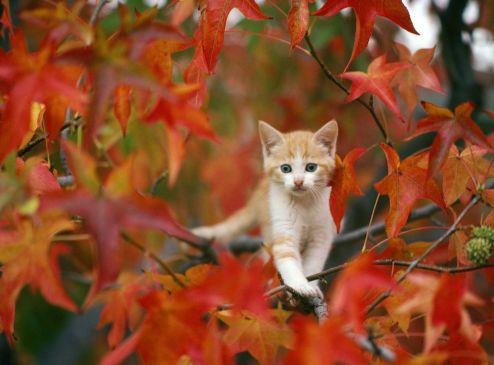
[1,0,494,363]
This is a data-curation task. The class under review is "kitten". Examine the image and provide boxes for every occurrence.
[193,120,338,298]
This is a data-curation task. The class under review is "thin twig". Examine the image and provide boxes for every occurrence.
[366,195,481,314]
[264,255,494,297]
[304,33,390,144]
[121,232,186,289]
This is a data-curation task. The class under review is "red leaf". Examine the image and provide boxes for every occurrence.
[184,253,271,318]
[199,0,269,72]
[288,0,310,47]
[330,253,395,331]
[15,158,61,195]
[314,0,418,70]
[340,55,409,119]
[40,190,202,306]
[283,316,367,365]
[329,148,365,231]
[374,144,445,237]
[408,101,492,177]
[0,31,86,162]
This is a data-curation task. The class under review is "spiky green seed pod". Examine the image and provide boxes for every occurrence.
[466,237,493,264]
[471,225,494,242]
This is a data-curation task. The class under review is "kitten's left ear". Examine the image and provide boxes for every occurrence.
[313,119,338,157]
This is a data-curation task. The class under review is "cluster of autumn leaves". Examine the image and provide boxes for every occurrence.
[1,0,494,363]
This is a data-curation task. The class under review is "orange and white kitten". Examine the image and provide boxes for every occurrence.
[193,121,338,298]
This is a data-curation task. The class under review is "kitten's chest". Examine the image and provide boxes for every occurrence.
[268,185,330,235]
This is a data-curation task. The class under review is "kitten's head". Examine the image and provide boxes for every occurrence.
[259,120,338,196]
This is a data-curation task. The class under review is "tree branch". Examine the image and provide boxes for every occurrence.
[230,201,443,253]
[304,33,390,144]
[265,255,494,297]
[121,232,186,289]
[366,195,481,314]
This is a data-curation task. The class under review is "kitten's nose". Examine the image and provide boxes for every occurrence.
[294,179,304,188]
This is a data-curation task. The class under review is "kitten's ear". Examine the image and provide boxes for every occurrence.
[313,119,338,157]
[258,121,284,156]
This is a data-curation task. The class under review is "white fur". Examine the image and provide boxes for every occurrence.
[268,181,336,298]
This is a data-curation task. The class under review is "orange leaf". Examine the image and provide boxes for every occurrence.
[392,43,443,113]
[329,147,365,231]
[441,145,491,206]
[217,309,292,364]
[397,273,483,352]
[374,143,445,237]
[0,214,77,343]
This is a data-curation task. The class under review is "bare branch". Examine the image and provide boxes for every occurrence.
[121,232,187,289]
[366,195,481,314]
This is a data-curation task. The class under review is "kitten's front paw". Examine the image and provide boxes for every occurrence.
[285,280,322,299]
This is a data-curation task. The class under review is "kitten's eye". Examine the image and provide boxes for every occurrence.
[280,164,292,173]
[305,163,318,172]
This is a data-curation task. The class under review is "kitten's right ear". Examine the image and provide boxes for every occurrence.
[258,121,283,156]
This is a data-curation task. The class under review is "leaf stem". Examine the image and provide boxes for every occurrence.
[303,33,391,144]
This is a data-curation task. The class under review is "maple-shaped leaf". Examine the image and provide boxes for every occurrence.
[199,0,269,72]
[392,43,443,113]
[313,0,418,70]
[378,237,429,262]
[0,31,87,162]
[40,142,203,305]
[329,148,365,231]
[0,214,78,343]
[57,17,191,143]
[374,143,445,238]
[441,145,492,206]
[217,309,292,364]
[340,55,410,119]
[288,0,312,48]
[40,190,202,306]
[101,290,230,365]
[283,316,367,365]
[183,253,271,318]
[330,253,395,331]
[97,272,154,349]
[397,273,483,352]
[408,101,492,177]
